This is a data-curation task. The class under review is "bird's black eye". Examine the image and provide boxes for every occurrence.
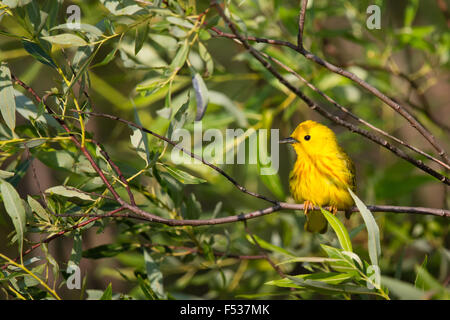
[304,135,311,141]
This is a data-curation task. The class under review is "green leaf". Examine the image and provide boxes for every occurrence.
[35,149,75,171]
[348,188,380,267]
[0,170,14,179]
[100,283,113,300]
[136,274,157,300]
[1,180,27,256]
[144,249,165,299]
[277,257,338,266]
[166,16,194,29]
[27,196,49,222]
[414,258,448,297]
[83,243,137,259]
[320,244,361,274]
[130,106,150,166]
[41,34,88,47]
[192,72,209,121]
[2,0,32,8]
[381,276,424,300]
[45,186,94,201]
[15,90,61,129]
[404,0,419,27]
[284,276,378,296]
[68,231,82,268]
[170,39,189,71]
[246,234,295,257]
[259,172,285,200]
[198,42,214,76]
[159,163,206,184]
[321,208,352,252]
[0,62,16,134]
[135,22,149,55]
[100,0,144,15]
[22,39,57,69]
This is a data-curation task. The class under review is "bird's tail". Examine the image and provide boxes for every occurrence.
[304,210,328,234]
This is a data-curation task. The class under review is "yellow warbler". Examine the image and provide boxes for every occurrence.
[280,120,355,233]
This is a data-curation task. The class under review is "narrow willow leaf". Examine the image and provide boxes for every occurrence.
[100,283,112,300]
[68,231,82,268]
[27,195,49,222]
[129,106,150,166]
[135,22,149,55]
[45,186,94,201]
[198,42,214,76]
[192,72,209,121]
[277,257,338,266]
[1,180,27,256]
[286,276,378,296]
[166,16,194,29]
[170,39,189,71]
[321,208,353,252]
[348,188,380,267]
[0,170,14,179]
[41,34,88,47]
[2,0,32,8]
[0,62,16,133]
[381,276,424,300]
[144,250,165,299]
[160,164,206,184]
[246,234,295,257]
[22,39,57,68]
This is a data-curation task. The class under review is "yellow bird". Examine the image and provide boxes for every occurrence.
[280,120,355,233]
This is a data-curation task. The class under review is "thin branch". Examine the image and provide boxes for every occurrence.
[209,1,450,186]
[91,140,136,205]
[297,0,308,48]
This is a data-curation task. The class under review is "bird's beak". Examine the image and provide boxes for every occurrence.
[279,137,297,144]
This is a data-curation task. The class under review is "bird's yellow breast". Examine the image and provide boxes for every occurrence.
[289,153,354,209]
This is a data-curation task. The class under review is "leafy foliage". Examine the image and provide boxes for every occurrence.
[0,0,448,300]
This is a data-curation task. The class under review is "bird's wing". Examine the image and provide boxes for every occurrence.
[339,147,356,191]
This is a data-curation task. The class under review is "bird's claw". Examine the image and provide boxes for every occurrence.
[303,200,314,216]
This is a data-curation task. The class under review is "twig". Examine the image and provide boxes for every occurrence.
[91,140,136,205]
[297,0,308,48]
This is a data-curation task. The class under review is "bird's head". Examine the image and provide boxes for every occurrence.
[279,120,339,157]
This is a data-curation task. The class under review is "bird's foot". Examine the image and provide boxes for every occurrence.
[303,200,314,216]
[328,206,338,215]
